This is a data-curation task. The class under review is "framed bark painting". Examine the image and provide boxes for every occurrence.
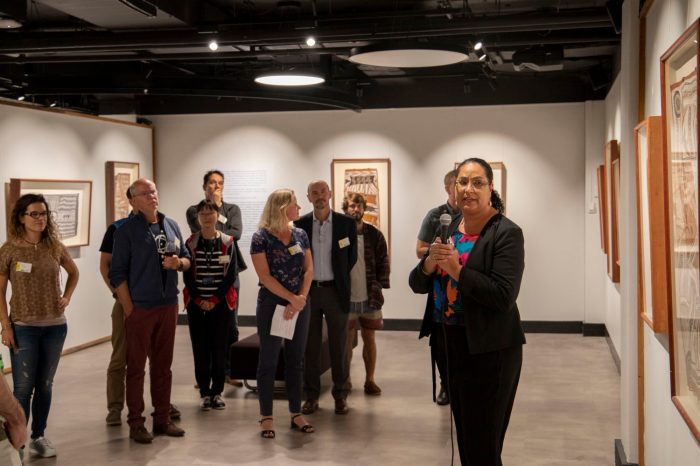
[635,117,669,332]
[8,178,92,247]
[605,140,620,283]
[661,18,700,443]
[106,161,139,226]
[597,164,608,253]
[331,158,391,246]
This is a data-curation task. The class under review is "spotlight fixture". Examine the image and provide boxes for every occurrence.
[17,95,25,101]
[49,101,57,108]
[306,36,316,47]
[474,41,483,51]
[0,18,22,29]
[254,73,324,86]
[208,40,219,51]
[478,52,487,61]
[349,43,467,68]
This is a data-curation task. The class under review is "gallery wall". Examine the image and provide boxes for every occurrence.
[151,102,591,327]
[0,103,153,367]
[638,0,700,463]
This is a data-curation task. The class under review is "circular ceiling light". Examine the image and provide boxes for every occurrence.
[208,40,219,51]
[349,44,467,68]
[254,74,325,86]
[306,36,316,47]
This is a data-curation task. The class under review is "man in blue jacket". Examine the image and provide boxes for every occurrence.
[109,178,191,444]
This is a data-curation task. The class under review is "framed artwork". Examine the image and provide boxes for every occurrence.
[661,18,700,443]
[635,117,670,333]
[106,161,139,225]
[8,178,92,247]
[605,140,620,283]
[453,160,507,213]
[331,158,391,245]
[597,164,608,253]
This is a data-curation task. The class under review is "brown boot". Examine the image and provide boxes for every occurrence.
[153,421,185,437]
[129,425,153,444]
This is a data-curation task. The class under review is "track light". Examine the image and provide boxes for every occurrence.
[306,36,316,47]
[17,95,25,101]
[208,40,219,51]
[474,41,483,51]
[49,101,57,108]
[479,52,487,61]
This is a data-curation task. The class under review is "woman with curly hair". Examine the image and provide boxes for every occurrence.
[0,193,79,458]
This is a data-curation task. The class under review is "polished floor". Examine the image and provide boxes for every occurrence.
[16,328,619,465]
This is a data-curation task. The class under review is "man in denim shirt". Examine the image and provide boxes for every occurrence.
[110,178,191,444]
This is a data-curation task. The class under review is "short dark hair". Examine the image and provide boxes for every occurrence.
[342,193,367,211]
[196,199,220,214]
[203,170,224,186]
[126,187,132,200]
[444,169,457,186]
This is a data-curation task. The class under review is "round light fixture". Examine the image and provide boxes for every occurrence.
[306,36,316,47]
[208,40,219,51]
[254,74,324,86]
[349,44,467,68]
[0,18,22,29]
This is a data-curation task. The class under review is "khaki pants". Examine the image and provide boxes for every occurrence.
[106,300,126,412]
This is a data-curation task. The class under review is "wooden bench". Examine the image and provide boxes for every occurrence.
[229,320,331,391]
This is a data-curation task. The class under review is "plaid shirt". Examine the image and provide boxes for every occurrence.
[360,222,391,310]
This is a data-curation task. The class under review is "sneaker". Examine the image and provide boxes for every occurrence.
[169,403,181,420]
[200,396,212,411]
[105,409,122,426]
[29,437,56,457]
[129,425,153,444]
[211,394,226,410]
[153,421,185,437]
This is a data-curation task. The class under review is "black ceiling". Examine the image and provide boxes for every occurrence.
[0,0,621,115]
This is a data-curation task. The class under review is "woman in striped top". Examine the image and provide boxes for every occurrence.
[183,200,239,411]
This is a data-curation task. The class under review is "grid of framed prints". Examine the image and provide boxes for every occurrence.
[661,19,700,443]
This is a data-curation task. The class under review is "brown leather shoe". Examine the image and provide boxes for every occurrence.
[334,398,349,415]
[153,421,185,437]
[301,399,318,415]
[364,381,382,396]
[129,425,153,444]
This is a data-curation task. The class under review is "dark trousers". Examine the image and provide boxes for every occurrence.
[10,324,67,439]
[125,304,177,427]
[256,288,311,416]
[187,302,231,398]
[305,286,348,401]
[431,324,448,392]
[444,325,522,466]
[224,279,240,374]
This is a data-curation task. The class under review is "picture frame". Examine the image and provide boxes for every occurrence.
[597,164,608,253]
[331,158,391,246]
[8,178,92,248]
[106,161,139,226]
[453,160,507,213]
[605,140,620,283]
[661,18,700,443]
[635,117,669,332]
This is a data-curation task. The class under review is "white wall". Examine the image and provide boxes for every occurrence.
[151,103,588,325]
[0,102,153,366]
[639,0,700,464]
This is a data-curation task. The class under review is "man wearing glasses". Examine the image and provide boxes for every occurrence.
[109,179,191,444]
[186,170,246,386]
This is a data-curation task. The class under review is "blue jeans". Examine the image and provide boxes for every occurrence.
[10,324,67,438]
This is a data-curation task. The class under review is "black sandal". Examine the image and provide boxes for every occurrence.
[290,413,315,433]
[259,417,275,439]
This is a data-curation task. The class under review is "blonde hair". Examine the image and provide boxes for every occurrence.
[258,189,295,233]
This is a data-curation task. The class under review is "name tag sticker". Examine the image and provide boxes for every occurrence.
[15,262,32,273]
[338,237,350,248]
[218,255,230,264]
[288,243,303,255]
[218,214,228,224]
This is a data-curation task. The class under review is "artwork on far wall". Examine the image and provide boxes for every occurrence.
[331,158,391,246]
[661,18,700,443]
[604,140,620,283]
[634,116,669,333]
[106,161,139,226]
[596,164,608,253]
[8,178,92,247]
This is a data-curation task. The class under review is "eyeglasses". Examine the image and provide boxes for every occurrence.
[24,211,48,219]
[133,189,158,197]
[456,177,489,190]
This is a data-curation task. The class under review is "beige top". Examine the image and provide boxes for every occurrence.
[0,240,69,323]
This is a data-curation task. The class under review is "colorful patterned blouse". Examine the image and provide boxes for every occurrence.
[432,231,479,326]
[250,227,310,294]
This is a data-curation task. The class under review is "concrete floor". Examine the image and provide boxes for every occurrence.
[17,327,619,465]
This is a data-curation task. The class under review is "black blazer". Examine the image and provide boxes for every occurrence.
[409,213,526,354]
[295,211,358,312]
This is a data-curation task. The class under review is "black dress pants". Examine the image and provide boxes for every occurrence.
[443,324,522,466]
[187,302,231,398]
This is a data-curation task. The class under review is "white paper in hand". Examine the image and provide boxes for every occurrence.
[270,304,298,339]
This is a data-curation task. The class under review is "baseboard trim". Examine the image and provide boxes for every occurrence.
[614,439,638,466]
[582,323,607,336]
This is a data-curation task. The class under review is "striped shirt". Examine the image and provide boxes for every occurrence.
[193,237,225,298]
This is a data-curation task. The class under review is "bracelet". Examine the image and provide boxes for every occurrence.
[177,259,184,271]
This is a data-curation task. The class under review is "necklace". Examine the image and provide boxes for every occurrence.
[21,237,40,250]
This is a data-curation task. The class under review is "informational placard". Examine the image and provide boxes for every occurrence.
[222,169,270,248]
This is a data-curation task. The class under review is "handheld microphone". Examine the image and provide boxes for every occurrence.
[439,213,452,244]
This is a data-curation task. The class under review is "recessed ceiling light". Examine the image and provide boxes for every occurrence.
[349,44,468,68]
[255,74,325,86]
[208,40,219,51]
[306,36,316,47]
